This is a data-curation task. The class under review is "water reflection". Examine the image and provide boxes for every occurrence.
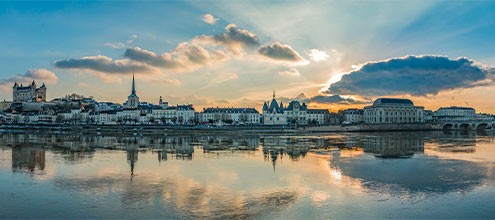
[329,131,491,197]
[11,146,45,172]
[0,131,494,219]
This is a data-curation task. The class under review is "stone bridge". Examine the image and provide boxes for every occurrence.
[440,121,495,131]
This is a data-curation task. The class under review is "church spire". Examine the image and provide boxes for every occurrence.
[131,71,136,95]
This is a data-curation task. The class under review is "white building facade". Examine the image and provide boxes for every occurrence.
[364,98,425,124]
[262,94,330,125]
[198,107,260,125]
[339,109,364,124]
[262,95,286,125]
[151,105,195,125]
[433,106,476,121]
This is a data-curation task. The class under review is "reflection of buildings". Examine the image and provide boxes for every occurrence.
[360,133,425,158]
[428,130,478,153]
[127,148,138,177]
[261,137,323,169]
[330,132,487,196]
[11,146,45,172]
[202,136,259,152]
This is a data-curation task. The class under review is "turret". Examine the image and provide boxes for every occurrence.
[40,83,46,88]
[13,82,18,88]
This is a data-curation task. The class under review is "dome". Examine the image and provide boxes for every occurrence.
[373,98,413,106]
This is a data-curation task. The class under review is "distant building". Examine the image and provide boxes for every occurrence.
[124,73,140,109]
[476,113,494,121]
[0,100,12,111]
[262,92,286,125]
[13,81,47,102]
[424,110,434,122]
[338,108,364,124]
[433,106,475,121]
[364,98,425,124]
[151,104,195,125]
[262,92,330,125]
[198,107,260,125]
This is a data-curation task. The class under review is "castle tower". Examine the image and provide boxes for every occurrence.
[12,80,46,103]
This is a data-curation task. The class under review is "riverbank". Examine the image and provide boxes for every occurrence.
[301,123,439,132]
[2,122,491,135]
[0,124,301,135]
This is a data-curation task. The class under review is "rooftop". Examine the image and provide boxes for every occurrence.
[373,98,414,106]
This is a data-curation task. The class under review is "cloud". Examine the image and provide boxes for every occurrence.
[194,24,260,54]
[130,34,137,39]
[104,42,125,49]
[307,49,329,62]
[202,13,219,24]
[149,79,182,86]
[54,55,153,74]
[24,69,59,84]
[258,42,305,63]
[0,69,59,91]
[78,82,89,87]
[124,43,227,72]
[326,55,494,97]
[55,23,256,78]
[305,94,371,105]
[278,68,300,76]
[124,47,179,68]
[200,72,238,89]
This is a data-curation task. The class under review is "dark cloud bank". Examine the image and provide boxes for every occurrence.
[327,55,494,97]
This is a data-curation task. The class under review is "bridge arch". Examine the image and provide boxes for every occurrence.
[477,123,489,130]
[459,123,471,130]
[442,123,454,130]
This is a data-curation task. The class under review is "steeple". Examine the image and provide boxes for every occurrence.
[273,91,275,99]
[131,71,136,96]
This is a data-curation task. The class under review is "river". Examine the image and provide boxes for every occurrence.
[0,130,494,219]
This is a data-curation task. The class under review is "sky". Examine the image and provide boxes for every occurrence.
[1,0,494,113]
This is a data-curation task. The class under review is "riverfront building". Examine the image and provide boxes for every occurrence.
[338,108,364,124]
[364,98,425,124]
[262,93,286,125]
[262,92,330,125]
[151,104,195,125]
[198,107,260,125]
[433,106,476,121]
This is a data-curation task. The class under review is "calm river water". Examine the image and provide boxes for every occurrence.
[1,130,495,219]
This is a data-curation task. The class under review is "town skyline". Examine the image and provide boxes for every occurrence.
[1,1,494,113]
